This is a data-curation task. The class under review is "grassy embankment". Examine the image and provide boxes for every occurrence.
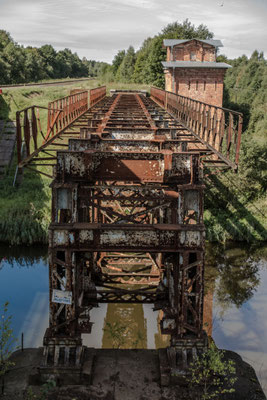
[204,55,267,243]
[0,77,266,245]
[0,79,150,245]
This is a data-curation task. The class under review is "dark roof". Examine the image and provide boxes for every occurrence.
[162,61,231,69]
[163,39,223,48]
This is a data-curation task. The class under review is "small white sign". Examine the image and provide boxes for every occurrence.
[52,289,72,305]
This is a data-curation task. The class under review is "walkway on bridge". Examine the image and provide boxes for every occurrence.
[15,86,242,176]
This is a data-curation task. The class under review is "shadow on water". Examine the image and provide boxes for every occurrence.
[0,244,48,267]
[205,174,267,241]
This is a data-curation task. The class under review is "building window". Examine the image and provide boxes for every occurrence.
[215,81,217,91]
[190,52,196,61]
[188,80,191,90]
[196,81,199,91]
[204,81,206,91]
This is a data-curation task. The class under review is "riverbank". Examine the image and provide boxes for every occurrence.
[1,347,265,400]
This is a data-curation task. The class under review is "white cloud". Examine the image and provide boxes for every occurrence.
[0,0,266,62]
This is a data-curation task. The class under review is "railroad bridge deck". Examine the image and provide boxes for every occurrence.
[16,87,243,378]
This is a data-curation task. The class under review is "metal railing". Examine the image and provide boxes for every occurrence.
[90,86,106,107]
[46,90,88,141]
[151,87,243,169]
[16,91,88,166]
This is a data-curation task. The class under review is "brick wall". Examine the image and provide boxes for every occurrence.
[164,68,226,108]
[166,40,216,62]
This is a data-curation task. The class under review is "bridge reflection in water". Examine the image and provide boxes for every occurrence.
[83,283,213,350]
[0,243,266,393]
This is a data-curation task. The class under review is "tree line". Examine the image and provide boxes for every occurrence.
[0,30,107,85]
[99,19,213,88]
[222,50,267,196]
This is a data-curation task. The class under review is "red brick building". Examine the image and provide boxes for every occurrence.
[162,39,231,107]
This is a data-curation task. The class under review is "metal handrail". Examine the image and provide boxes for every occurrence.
[151,87,243,169]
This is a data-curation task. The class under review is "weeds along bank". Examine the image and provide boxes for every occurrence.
[0,79,266,245]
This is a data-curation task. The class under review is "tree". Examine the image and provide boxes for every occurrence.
[132,37,153,84]
[2,42,26,83]
[216,54,228,63]
[112,50,126,74]
[38,44,57,78]
[116,46,136,82]
[0,30,97,84]
[143,36,165,87]
[161,19,213,39]
[0,30,13,51]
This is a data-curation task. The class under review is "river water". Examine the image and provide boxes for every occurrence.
[0,243,266,394]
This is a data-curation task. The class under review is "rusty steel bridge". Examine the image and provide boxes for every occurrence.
[16,86,242,378]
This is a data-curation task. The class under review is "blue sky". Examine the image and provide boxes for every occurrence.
[0,0,266,62]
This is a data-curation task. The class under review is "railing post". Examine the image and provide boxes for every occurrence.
[31,107,38,150]
[16,111,22,164]
[235,114,243,165]
[227,112,233,158]
[24,109,30,157]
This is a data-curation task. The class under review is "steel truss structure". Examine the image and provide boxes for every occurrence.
[16,87,242,373]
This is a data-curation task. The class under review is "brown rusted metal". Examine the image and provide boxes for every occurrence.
[15,91,91,169]
[90,86,106,107]
[13,86,242,370]
[44,90,88,142]
[43,91,210,367]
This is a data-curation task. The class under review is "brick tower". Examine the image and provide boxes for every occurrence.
[162,39,231,107]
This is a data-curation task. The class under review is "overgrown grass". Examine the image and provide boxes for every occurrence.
[0,168,51,245]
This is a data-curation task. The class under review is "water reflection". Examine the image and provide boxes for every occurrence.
[0,244,49,348]
[206,243,261,310]
[207,243,267,395]
[0,242,266,393]
[102,304,147,349]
